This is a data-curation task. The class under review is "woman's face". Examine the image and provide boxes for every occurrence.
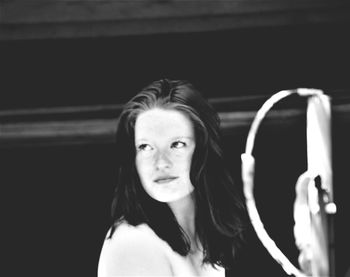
[134,108,196,203]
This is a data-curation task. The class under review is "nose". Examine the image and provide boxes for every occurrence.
[155,150,172,170]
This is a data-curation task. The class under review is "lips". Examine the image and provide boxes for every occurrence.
[154,176,178,184]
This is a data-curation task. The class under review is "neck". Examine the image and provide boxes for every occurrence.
[168,193,199,250]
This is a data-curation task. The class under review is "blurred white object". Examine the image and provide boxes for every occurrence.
[293,91,336,277]
[242,88,336,277]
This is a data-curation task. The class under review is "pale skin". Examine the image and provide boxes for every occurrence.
[103,108,210,276]
[135,108,202,257]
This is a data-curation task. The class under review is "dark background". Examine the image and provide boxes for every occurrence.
[2,23,350,109]
[2,22,350,276]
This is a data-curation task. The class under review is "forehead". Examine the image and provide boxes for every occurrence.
[134,108,194,140]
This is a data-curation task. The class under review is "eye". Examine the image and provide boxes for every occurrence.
[171,141,186,149]
[137,144,153,152]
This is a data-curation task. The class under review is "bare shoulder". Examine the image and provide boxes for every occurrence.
[102,223,173,276]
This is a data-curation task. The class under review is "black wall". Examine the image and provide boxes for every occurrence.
[2,23,350,109]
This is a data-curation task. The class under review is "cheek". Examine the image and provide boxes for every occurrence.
[175,150,194,171]
[135,156,150,180]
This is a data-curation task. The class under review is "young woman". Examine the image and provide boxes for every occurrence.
[98,79,246,276]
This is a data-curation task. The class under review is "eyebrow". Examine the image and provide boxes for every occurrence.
[135,136,194,143]
[172,136,194,140]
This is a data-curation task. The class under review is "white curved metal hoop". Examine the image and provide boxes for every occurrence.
[241,88,323,277]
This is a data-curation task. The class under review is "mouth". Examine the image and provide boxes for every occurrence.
[154,176,178,184]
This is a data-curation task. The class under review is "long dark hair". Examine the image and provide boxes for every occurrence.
[108,79,245,269]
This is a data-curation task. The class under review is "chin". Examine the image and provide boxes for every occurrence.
[152,194,181,203]
[158,190,194,203]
